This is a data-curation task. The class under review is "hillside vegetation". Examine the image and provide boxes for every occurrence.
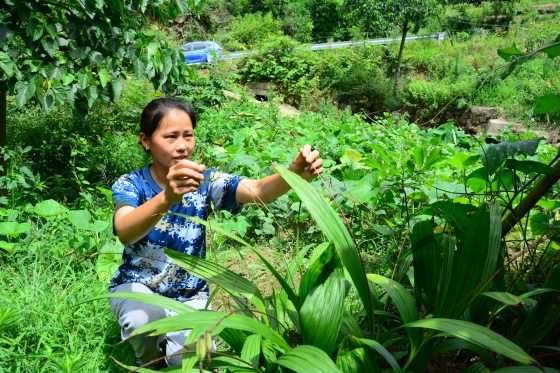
[1,1,560,373]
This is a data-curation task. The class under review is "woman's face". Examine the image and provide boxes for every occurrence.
[140,109,195,172]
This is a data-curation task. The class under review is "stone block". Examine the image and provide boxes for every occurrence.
[486,119,519,135]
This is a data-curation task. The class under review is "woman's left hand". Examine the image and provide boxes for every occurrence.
[288,144,324,181]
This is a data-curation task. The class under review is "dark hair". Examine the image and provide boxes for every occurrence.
[140,98,197,138]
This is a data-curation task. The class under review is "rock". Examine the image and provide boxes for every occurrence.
[486,119,519,135]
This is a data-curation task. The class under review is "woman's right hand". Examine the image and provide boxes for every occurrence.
[164,160,206,206]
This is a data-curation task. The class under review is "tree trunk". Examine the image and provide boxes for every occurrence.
[394,20,409,97]
[0,91,5,148]
[0,91,6,178]
[501,158,560,238]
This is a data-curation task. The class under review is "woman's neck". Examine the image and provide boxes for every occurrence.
[149,164,168,189]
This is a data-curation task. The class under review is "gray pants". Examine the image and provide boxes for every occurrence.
[109,283,208,367]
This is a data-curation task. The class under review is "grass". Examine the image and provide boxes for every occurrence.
[0,248,133,373]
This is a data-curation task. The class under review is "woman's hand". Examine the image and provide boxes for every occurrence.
[164,160,206,206]
[287,144,324,181]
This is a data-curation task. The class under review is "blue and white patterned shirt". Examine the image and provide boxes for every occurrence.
[110,165,244,301]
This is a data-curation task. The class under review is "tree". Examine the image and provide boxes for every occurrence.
[0,0,199,148]
[344,0,443,95]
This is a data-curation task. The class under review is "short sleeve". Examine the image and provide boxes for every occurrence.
[207,170,244,215]
[112,174,141,211]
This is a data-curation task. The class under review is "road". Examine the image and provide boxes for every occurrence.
[225,32,445,60]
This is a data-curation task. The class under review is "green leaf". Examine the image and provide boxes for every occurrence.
[46,23,57,38]
[170,213,301,311]
[448,153,479,170]
[534,94,560,115]
[336,336,378,373]
[0,241,15,253]
[67,209,90,227]
[466,167,489,193]
[0,52,14,78]
[36,89,55,114]
[15,81,36,107]
[462,362,491,373]
[240,334,261,368]
[0,24,13,44]
[276,167,378,331]
[77,69,92,90]
[405,318,536,366]
[30,24,44,41]
[434,202,501,319]
[481,292,524,306]
[87,292,196,315]
[493,367,560,373]
[146,42,158,58]
[360,339,403,373]
[84,85,98,108]
[95,242,124,282]
[542,36,560,59]
[367,273,420,354]
[411,221,440,313]
[481,139,541,175]
[412,146,425,168]
[164,249,268,325]
[497,44,524,61]
[0,222,31,237]
[41,37,57,57]
[135,311,291,352]
[433,338,498,367]
[505,159,556,175]
[34,199,63,217]
[98,68,110,88]
[536,199,560,211]
[424,147,446,168]
[530,212,555,236]
[299,245,345,354]
[51,80,67,105]
[340,149,362,164]
[112,79,123,101]
[175,0,190,13]
[275,345,343,373]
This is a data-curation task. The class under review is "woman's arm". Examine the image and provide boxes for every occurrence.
[114,160,206,244]
[235,144,323,204]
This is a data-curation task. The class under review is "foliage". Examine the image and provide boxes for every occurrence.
[0,0,197,148]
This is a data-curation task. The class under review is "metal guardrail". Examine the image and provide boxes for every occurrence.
[224,32,445,60]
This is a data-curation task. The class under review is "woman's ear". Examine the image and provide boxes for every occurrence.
[140,132,150,151]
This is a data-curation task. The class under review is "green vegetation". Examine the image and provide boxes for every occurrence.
[2,0,560,372]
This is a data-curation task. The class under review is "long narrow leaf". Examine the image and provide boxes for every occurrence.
[300,247,345,354]
[411,221,440,313]
[360,339,403,373]
[433,338,498,367]
[240,334,261,368]
[367,274,419,352]
[165,249,268,324]
[87,292,196,314]
[135,311,291,352]
[492,368,560,373]
[275,345,343,373]
[171,213,301,310]
[514,264,560,347]
[435,203,498,319]
[406,318,536,366]
[336,336,379,373]
[461,362,490,373]
[276,167,376,331]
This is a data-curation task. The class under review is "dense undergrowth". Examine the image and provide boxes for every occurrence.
[158,0,560,126]
[2,65,560,371]
[2,1,560,372]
